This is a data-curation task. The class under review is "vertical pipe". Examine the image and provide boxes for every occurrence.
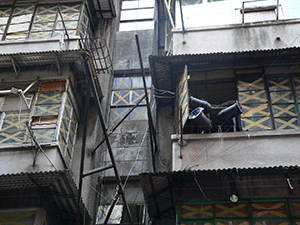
[180,107,183,144]
[2,0,17,41]
[135,35,157,172]
[276,0,279,20]
[242,2,245,24]
[76,86,90,225]
[262,68,276,130]
[179,0,185,34]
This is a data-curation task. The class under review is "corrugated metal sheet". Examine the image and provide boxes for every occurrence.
[142,165,300,178]
[0,170,92,223]
[0,50,86,67]
[0,50,103,98]
[140,165,300,221]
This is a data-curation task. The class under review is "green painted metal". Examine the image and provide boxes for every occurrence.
[177,199,300,225]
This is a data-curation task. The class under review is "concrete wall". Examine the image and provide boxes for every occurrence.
[0,146,64,174]
[71,98,102,221]
[102,120,152,177]
[156,105,175,172]
[112,29,155,71]
[0,37,81,54]
[172,129,300,171]
[172,19,300,54]
[106,27,157,176]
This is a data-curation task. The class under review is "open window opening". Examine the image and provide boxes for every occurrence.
[181,67,243,134]
[30,116,58,129]
[96,179,146,224]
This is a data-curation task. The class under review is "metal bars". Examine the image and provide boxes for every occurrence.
[82,53,133,225]
[83,37,113,75]
[135,34,157,172]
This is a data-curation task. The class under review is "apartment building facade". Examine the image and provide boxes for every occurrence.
[0,0,117,224]
[141,0,300,225]
[2,0,300,224]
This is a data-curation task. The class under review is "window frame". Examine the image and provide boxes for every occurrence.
[119,0,155,31]
[110,75,151,122]
[0,2,93,41]
[0,80,79,167]
[177,199,300,225]
[237,74,300,131]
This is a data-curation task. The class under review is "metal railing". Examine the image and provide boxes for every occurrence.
[81,37,113,75]
[241,0,280,23]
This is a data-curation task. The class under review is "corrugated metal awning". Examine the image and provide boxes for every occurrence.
[140,165,300,221]
[150,47,300,108]
[0,170,92,224]
[0,49,103,98]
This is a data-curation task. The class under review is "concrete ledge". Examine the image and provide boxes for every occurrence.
[0,36,81,54]
[172,18,300,33]
[172,129,300,141]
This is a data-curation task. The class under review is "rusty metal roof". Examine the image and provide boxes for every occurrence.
[0,50,87,67]
[0,170,91,224]
[140,165,300,221]
[0,49,103,98]
[150,47,300,108]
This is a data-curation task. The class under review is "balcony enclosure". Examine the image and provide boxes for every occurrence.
[0,0,93,41]
[0,79,79,167]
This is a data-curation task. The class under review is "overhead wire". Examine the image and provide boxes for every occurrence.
[194,171,212,202]
[85,179,123,221]
[154,87,175,99]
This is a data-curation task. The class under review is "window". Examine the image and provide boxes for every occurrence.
[0,82,37,144]
[176,0,300,28]
[238,75,300,131]
[110,76,151,122]
[178,199,300,225]
[0,209,38,224]
[182,66,300,134]
[119,0,155,31]
[0,80,79,166]
[184,70,238,134]
[6,3,35,40]
[0,2,92,41]
[177,0,232,28]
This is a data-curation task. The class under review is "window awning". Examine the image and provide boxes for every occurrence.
[0,170,92,224]
[140,165,300,221]
[149,47,300,108]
